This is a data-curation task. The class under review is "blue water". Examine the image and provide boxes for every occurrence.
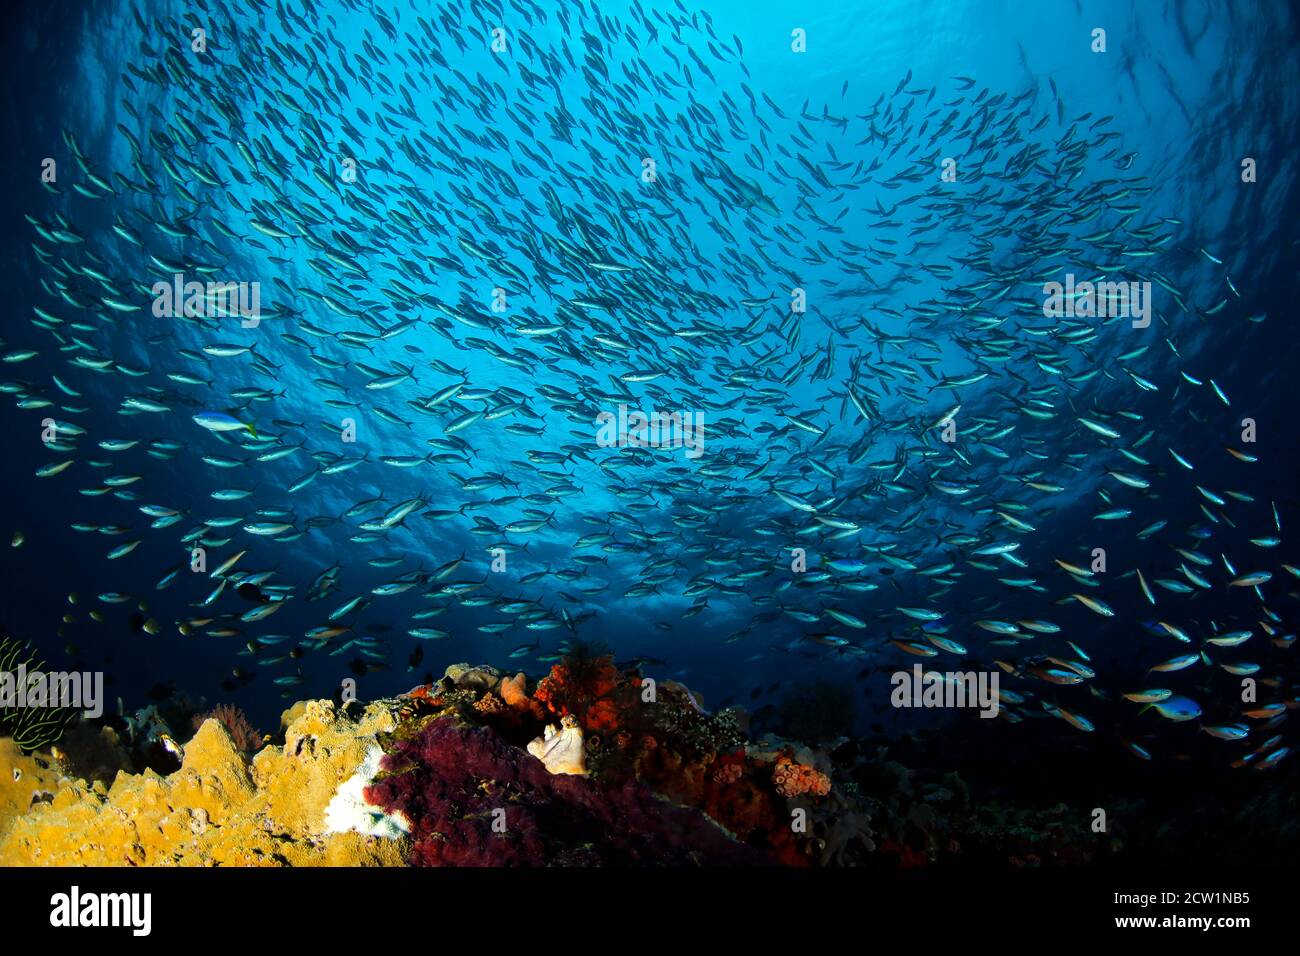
[2,0,1298,752]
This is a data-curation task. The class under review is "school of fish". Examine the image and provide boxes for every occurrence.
[5,0,1295,770]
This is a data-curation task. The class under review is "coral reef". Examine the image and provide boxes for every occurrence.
[0,649,1128,867]
[0,701,406,865]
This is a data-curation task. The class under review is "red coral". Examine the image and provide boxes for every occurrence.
[364,717,773,866]
[192,704,263,753]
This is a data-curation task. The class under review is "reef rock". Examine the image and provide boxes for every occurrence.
[0,739,66,843]
[527,715,587,775]
[443,663,501,692]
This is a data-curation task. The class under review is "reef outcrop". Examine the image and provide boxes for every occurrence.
[0,652,1121,866]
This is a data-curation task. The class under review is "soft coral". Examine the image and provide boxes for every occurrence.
[532,645,629,733]
[364,716,771,866]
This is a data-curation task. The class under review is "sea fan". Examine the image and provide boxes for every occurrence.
[0,637,77,754]
[192,703,263,753]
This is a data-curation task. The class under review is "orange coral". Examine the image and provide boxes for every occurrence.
[474,693,505,715]
[773,754,831,798]
[499,672,529,708]
[533,655,625,732]
[585,698,620,732]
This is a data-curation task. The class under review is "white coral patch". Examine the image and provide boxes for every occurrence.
[324,745,410,838]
